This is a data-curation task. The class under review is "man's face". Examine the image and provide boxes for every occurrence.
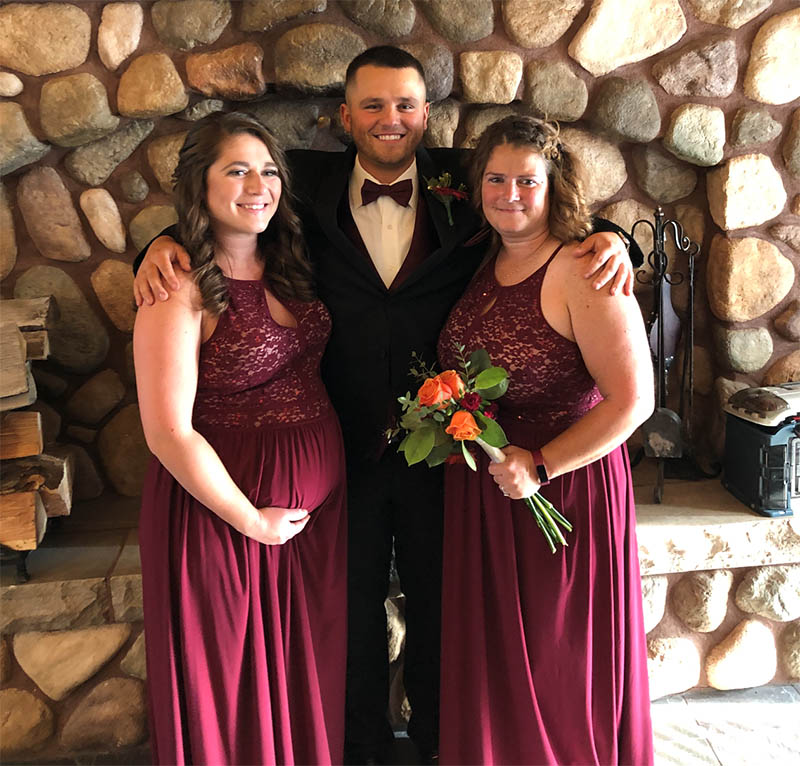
[341,65,429,184]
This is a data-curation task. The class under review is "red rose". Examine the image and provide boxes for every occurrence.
[460,392,481,411]
[483,403,498,420]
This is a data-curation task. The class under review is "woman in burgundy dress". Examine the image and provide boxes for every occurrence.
[437,116,655,765]
[134,113,346,765]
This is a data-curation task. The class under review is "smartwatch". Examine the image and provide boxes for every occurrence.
[532,449,550,486]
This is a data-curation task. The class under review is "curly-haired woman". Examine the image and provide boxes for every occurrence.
[437,116,655,765]
[134,113,346,765]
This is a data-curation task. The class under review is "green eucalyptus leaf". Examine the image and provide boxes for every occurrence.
[475,367,507,389]
[460,439,477,471]
[474,412,509,448]
[404,427,436,466]
[397,433,410,452]
[477,378,509,400]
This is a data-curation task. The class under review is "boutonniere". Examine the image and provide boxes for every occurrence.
[425,172,469,226]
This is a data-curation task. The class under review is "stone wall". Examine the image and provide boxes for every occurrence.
[644,564,800,700]
[1,0,799,504]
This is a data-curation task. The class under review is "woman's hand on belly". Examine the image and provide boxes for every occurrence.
[246,506,310,545]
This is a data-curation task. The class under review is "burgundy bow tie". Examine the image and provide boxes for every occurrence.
[360,178,413,207]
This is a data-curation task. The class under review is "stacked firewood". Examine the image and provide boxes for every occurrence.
[0,297,73,558]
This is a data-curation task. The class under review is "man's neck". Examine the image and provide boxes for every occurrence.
[355,153,416,184]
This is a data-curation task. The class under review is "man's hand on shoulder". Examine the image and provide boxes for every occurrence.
[572,231,634,297]
[134,236,192,306]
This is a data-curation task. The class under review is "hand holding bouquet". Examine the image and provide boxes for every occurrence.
[389,345,572,553]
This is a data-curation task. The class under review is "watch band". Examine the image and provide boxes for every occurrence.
[532,448,550,486]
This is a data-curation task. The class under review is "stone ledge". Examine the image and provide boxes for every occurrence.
[634,469,800,576]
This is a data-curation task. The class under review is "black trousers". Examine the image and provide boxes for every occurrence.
[344,449,444,756]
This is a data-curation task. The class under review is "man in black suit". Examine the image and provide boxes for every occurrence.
[134,46,640,765]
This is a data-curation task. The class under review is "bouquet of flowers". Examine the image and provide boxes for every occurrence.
[388,345,572,553]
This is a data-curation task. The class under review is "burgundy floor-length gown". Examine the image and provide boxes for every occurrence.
[139,278,347,765]
[437,253,654,766]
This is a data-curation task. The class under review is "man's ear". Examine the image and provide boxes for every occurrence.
[340,102,351,134]
[422,101,430,131]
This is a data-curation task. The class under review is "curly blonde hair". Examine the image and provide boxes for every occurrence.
[469,115,593,244]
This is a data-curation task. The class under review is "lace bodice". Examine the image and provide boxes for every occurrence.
[438,256,601,440]
[194,278,332,429]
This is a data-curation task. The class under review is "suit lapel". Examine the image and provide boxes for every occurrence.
[396,148,479,292]
[312,147,386,291]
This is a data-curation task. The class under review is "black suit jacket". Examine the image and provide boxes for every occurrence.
[135,145,642,463]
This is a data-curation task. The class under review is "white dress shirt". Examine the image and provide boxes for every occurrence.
[349,157,419,288]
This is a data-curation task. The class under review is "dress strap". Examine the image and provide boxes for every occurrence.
[543,241,566,267]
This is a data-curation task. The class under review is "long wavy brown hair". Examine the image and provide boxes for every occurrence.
[469,115,593,246]
[172,112,314,315]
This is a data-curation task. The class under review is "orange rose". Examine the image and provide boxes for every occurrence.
[418,376,453,409]
[445,410,482,441]
[437,370,466,399]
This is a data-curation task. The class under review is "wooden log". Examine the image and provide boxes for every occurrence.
[0,411,44,459]
[0,452,74,517]
[0,491,47,551]
[0,366,36,412]
[0,296,59,331]
[23,330,50,360]
[0,323,28,398]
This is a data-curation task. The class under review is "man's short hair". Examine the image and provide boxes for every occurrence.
[345,46,426,91]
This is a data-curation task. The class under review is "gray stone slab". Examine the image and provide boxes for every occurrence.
[15,531,126,583]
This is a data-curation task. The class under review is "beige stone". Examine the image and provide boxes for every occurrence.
[780,622,800,679]
[784,109,800,179]
[240,0,327,31]
[13,266,109,374]
[641,574,668,634]
[39,73,119,148]
[98,404,151,497]
[460,105,517,149]
[60,677,146,750]
[91,260,136,333]
[736,564,800,622]
[715,376,749,411]
[770,224,800,253]
[0,578,110,634]
[147,132,187,194]
[151,0,231,50]
[0,689,54,755]
[17,167,91,263]
[743,8,800,105]
[707,154,786,230]
[79,189,126,254]
[763,351,800,386]
[663,103,725,167]
[13,624,131,701]
[560,127,627,207]
[502,0,583,48]
[110,573,143,622]
[597,199,656,293]
[0,182,16,282]
[792,195,800,216]
[568,0,686,77]
[647,637,701,700]
[706,235,794,322]
[706,618,777,690]
[386,598,406,664]
[129,205,179,253]
[686,0,772,29]
[774,300,800,343]
[460,51,522,105]
[117,53,188,118]
[0,102,50,176]
[672,569,732,632]
[274,24,366,94]
[0,3,90,76]
[424,100,460,149]
[675,204,706,248]
[98,3,143,71]
[524,60,588,122]
[0,637,11,683]
[186,42,266,100]
[0,71,23,97]
[120,631,146,680]
[66,369,126,425]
